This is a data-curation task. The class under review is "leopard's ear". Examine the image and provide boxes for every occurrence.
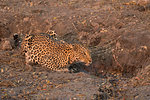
[24,34,34,41]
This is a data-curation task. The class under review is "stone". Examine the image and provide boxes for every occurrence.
[2,39,12,50]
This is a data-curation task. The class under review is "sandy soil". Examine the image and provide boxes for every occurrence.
[0,0,150,99]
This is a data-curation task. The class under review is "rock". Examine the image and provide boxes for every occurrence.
[23,17,30,22]
[2,39,12,50]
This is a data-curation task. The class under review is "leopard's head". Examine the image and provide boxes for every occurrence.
[71,44,92,66]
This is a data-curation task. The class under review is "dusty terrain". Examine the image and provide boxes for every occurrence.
[0,0,150,99]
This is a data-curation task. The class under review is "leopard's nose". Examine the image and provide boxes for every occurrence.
[89,59,92,64]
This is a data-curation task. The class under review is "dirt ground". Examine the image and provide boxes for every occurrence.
[0,0,150,99]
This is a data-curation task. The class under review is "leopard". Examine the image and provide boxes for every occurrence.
[21,32,92,71]
[46,30,58,40]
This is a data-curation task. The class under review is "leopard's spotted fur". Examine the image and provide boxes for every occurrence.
[21,32,92,71]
